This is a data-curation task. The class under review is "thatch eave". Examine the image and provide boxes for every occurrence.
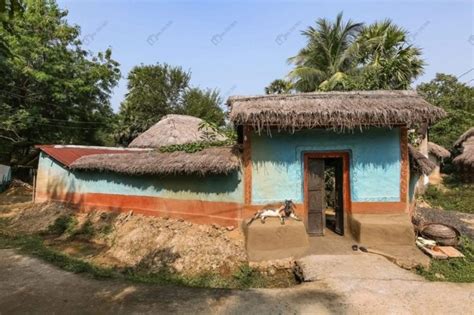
[409,144,436,176]
[228,90,446,132]
[70,146,241,176]
[428,142,451,160]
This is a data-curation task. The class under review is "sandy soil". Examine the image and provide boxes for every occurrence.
[0,198,248,276]
[1,249,473,314]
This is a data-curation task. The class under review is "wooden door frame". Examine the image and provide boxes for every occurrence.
[303,152,352,227]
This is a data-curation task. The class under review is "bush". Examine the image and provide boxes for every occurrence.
[424,183,474,214]
[47,215,77,235]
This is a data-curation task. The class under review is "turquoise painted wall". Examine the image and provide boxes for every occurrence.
[251,128,401,204]
[38,153,243,203]
[0,164,11,192]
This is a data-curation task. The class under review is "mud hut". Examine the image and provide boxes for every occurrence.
[35,91,444,246]
[453,127,474,182]
[427,142,451,184]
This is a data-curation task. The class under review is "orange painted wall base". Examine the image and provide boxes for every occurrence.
[35,191,242,227]
[35,191,408,228]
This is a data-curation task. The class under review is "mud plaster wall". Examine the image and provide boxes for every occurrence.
[35,153,244,203]
[250,128,401,204]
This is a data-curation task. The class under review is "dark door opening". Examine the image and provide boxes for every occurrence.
[306,157,344,236]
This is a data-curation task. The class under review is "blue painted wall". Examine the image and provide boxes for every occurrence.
[251,128,401,204]
[37,153,243,202]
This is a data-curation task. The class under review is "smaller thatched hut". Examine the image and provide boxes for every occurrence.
[128,114,226,148]
[427,142,451,184]
[453,127,474,182]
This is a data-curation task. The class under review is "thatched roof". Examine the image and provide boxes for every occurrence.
[228,90,446,132]
[454,127,474,148]
[128,115,227,148]
[428,142,451,160]
[453,128,474,168]
[70,147,241,176]
[409,144,436,175]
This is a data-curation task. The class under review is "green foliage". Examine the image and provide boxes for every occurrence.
[0,0,24,60]
[287,12,363,92]
[280,13,424,92]
[159,121,236,153]
[0,0,120,165]
[417,74,474,149]
[424,181,474,214]
[115,63,225,146]
[232,264,264,288]
[73,219,95,239]
[114,63,191,145]
[179,88,225,125]
[265,79,292,94]
[47,215,77,235]
[417,236,474,283]
[159,140,231,154]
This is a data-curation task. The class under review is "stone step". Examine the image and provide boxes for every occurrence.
[243,219,309,261]
[349,213,416,246]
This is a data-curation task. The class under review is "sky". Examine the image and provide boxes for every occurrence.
[57,0,474,112]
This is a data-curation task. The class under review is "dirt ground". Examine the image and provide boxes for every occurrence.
[1,249,473,314]
[0,198,248,277]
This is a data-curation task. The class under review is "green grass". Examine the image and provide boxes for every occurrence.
[46,215,77,235]
[0,228,294,289]
[424,177,474,214]
[416,237,474,283]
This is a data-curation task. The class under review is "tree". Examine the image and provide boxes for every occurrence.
[288,13,363,92]
[417,74,474,148]
[0,0,24,60]
[0,0,120,165]
[280,13,424,92]
[180,88,225,125]
[115,63,225,146]
[351,20,424,90]
[114,64,190,145]
[264,79,292,94]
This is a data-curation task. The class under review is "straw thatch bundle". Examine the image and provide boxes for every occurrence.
[408,144,436,175]
[70,147,240,176]
[453,128,474,167]
[428,142,451,160]
[128,114,227,148]
[228,90,445,132]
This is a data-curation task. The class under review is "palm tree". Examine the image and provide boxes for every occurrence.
[288,13,363,92]
[355,20,424,89]
[286,14,425,92]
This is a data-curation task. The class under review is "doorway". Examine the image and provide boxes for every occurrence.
[304,153,349,236]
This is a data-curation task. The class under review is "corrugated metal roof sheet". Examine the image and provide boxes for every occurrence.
[36,145,144,167]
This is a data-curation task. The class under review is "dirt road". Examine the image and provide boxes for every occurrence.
[0,249,472,314]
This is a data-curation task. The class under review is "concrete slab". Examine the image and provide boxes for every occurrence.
[2,249,473,314]
[296,254,423,282]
